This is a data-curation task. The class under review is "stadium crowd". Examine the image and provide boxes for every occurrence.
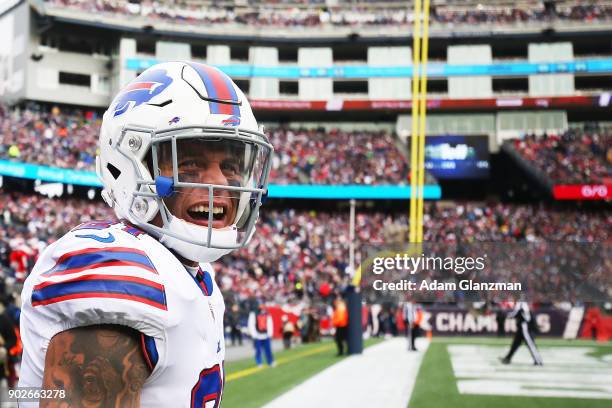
[45,0,612,28]
[0,104,99,171]
[268,127,414,185]
[1,192,609,305]
[0,192,114,281]
[433,2,612,25]
[508,127,611,184]
[5,102,610,187]
[0,104,415,185]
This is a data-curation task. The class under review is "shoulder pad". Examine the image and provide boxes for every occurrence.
[23,221,167,337]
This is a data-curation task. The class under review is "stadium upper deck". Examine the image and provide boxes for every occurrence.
[0,0,604,118]
[1,1,609,119]
[39,0,612,39]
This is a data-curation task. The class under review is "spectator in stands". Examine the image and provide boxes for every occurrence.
[0,297,18,387]
[8,239,32,283]
[7,145,20,159]
[44,0,612,28]
[0,236,10,272]
[509,126,611,184]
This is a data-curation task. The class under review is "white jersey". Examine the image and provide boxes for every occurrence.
[18,220,226,407]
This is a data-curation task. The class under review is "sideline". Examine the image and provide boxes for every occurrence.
[226,344,335,382]
[264,337,429,408]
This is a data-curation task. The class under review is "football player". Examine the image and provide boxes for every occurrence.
[17,61,273,407]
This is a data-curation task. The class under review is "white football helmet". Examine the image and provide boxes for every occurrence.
[96,61,273,263]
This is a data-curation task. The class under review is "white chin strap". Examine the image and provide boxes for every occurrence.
[158,215,239,263]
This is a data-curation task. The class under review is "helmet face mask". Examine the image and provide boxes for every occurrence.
[115,125,273,262]
[150,127,271,246]
[97,62,273,263]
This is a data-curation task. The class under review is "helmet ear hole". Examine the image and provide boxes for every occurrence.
[235,206,251,230]
[144,149,155,177]
[236,191,262,230]
[107,163,122,180]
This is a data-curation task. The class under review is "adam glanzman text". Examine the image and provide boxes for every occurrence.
[370,253,522,292]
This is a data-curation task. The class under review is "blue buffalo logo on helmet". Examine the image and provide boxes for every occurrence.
[222,115,241,127]
[112,69,173,117]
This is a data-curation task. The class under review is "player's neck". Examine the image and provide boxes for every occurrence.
[171,249,199,268]
[145,218,199,268]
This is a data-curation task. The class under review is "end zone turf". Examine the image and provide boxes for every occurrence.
[409,337,612,408]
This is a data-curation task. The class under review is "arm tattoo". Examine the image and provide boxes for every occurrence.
[41,325,151,408]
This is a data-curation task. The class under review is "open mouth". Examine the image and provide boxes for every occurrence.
[186,201,231,228]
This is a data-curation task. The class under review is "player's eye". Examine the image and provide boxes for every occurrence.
[179,159,199,169]
[178,160,201,182]
[221,161,240,177]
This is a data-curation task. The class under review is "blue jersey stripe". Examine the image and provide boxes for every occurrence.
[32,279,166,307]
[202,271,214,296]
[192,269,214,297]
[143,334,159,369]
[45,250,156,275]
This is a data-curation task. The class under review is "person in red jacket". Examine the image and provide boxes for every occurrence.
[9,240,32,282]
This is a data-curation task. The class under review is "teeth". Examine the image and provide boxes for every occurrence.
[189,205,225,214]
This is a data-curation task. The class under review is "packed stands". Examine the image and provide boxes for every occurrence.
[269,127,417,185]
[1,192,609,304]
[433,1,612,25]
[0,192,114,282]
[221,204,611,304]
[0,104,418,185]
[0,191,113,245]
[0,104,99,171]
[45,0,612,28]
[506,126,611,184]
[3,101,609,189]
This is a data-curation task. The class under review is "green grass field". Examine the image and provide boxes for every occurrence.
[222,337,611,408]
[409,337,612,408]
[223,338,383,408]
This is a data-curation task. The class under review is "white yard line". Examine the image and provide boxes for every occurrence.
[264,337,429,408]
[449,345,612,400]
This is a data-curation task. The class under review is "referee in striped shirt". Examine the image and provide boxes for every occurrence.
[500,301,543,366]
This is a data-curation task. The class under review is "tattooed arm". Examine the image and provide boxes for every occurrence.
[41,325,151,408]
